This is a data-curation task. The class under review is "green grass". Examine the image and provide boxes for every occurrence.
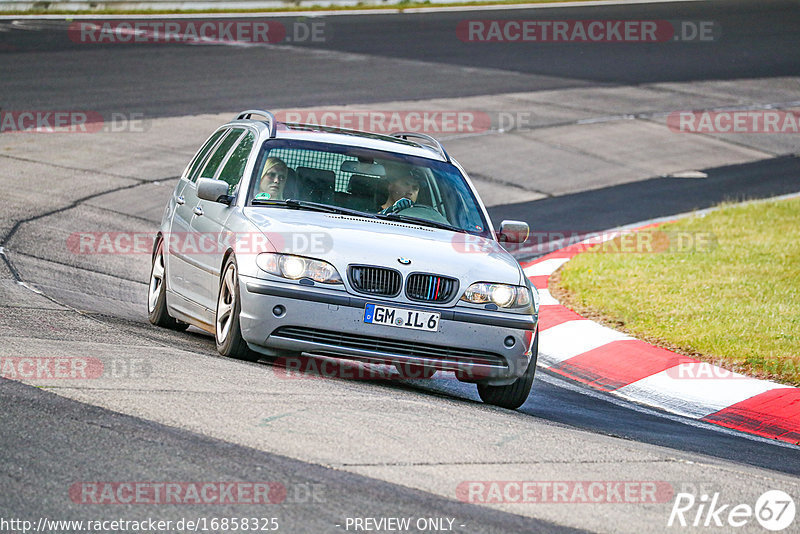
[555,197,800,386]
[2,0,583,16]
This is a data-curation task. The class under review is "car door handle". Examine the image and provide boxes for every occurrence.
[192,206,204,216]
[176,195,185,205]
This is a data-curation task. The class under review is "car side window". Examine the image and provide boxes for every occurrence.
[197,129,243,183]
[218,130,255,194]
[186,129,226,183]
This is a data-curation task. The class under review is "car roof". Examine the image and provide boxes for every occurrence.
[224,110,451,163]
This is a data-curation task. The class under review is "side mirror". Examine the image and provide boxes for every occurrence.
[197,178,233,205]
[498,220,529,244]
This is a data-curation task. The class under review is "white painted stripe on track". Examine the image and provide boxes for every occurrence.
[539,320,631,367]
[535,371,799,450]
[523,257,569,277]
[615,364,792,419]
[536,288,560,306]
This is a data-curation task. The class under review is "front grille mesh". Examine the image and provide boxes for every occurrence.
[349,266,401,296]
[406,273,459,303]
[272,326,506,367]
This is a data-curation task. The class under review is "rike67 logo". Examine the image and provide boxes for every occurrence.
[668,490,796,531]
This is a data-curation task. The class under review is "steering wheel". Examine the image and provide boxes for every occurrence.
[396,204,450,225]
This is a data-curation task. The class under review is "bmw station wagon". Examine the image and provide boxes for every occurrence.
[148,110,539,409]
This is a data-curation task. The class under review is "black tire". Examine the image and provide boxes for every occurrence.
[477,328,538,409]
[215,255,260,362]
[147,237,189,331]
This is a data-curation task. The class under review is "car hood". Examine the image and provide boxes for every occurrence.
[243,208,523,286]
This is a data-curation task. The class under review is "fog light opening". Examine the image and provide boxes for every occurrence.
[272,305,286,318]
[504,336,516,348]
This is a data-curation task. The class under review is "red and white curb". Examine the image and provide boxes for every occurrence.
[522,231,800,446]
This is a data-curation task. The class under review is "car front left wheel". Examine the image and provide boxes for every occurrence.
[215,255,260,362]
[477,328,538,410]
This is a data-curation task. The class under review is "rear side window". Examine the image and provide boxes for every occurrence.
[218,130,255,193]
[198,129,243,182]
[186,129,226,182]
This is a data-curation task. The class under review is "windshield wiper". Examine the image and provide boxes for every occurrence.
[251,198,379,219]
[377,213,467,233]
[251,199,467,233]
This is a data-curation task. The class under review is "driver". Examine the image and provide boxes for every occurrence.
[379,170,421,214]
[255,157,289,200]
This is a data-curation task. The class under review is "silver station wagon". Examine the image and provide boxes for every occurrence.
[148,110,539,408]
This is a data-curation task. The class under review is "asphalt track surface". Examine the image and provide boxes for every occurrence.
[2,0,800,532]
[1,378,578,534]
[488,155,800,239]
[1,0,799,116]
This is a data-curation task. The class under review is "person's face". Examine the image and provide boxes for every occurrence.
[388,176,420,204]
[260,164,288,199]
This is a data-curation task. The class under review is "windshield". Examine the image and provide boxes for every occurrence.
[247,139,491,237]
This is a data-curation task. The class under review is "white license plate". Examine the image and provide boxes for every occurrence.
[364,303,440,332]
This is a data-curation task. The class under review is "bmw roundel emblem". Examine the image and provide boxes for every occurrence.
[397,257,411,265]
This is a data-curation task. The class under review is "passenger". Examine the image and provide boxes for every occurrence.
[379,170,421,214]
[255,157,289,200]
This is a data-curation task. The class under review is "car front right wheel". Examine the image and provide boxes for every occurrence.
[147,237,188,331]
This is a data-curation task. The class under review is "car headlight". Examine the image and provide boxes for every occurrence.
[461,282,532,309]
[256,253,342,284]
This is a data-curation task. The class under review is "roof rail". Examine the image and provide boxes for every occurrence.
[235,110,278,138]
[390,132,450,162]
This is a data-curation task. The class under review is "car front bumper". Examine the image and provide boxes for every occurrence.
[238,275,537,384]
